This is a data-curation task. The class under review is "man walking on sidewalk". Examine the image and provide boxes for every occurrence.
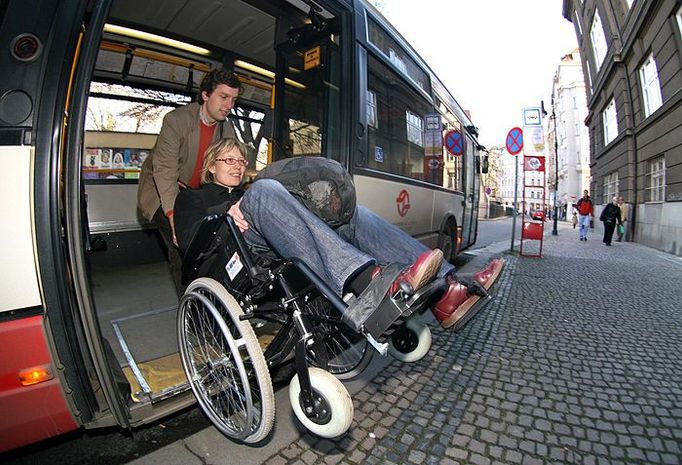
[575,190,594,241]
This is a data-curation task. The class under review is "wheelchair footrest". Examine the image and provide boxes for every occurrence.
[363,277,447,341]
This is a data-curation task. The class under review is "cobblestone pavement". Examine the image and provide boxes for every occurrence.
[261,224,682,465]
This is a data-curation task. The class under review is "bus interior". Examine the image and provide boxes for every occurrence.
[79,0,349,424]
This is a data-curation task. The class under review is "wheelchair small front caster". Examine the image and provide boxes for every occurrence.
[387,316,432,362]
[289,367,353,438]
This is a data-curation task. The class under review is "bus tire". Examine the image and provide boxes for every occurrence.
[438,220,458,261]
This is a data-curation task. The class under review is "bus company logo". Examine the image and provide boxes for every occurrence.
[396,189,411,217]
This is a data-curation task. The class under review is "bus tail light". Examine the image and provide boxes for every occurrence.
[18,365,53,386]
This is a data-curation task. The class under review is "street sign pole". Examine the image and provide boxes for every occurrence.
[506,127,523,252]
[511,158,518,251]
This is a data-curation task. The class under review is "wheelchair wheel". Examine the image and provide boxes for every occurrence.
[305,298,373,380]
[178,278,275,443]
[387,316,432,363]
[289,367,354,438]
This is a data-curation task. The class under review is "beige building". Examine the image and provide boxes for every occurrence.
[547,49,591,219]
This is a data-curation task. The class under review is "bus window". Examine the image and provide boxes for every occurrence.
[364,53,433,183]
[274,24,343,161]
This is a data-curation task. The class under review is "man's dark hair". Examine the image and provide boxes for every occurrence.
[198,69,241,103]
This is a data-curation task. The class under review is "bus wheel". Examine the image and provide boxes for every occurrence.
[439,221,457,261]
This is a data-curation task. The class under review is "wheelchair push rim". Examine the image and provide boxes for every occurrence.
[178,278,275,443]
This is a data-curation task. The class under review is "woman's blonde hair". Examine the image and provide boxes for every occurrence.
[200,137,248,185]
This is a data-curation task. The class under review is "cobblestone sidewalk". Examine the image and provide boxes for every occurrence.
[264,226,682,465]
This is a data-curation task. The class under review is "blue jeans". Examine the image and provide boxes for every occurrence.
[578,214,591,240]
[240,179,454,295]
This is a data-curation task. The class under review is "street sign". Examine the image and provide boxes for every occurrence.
[506,127,523,155]
[523,107,542,127]
[524,156,545,172]
[444,129,463,156]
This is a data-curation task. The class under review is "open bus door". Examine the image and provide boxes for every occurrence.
[57,0,134,432]
[271,3,348,164]
[460,135,477,248]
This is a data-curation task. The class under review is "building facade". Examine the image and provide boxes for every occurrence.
[563,0,682,255]
[549,50,592,219]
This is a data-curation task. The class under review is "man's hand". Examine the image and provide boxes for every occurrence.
[228,200,249,233]
[168,214,178,247]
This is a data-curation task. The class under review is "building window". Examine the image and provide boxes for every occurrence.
[590,11,608,69]
[367,89,378,128]
[639,54,663,118]
[602,98,618,146]
[603,171,619,203]
[646,156,666,202]
[405,110,424,147]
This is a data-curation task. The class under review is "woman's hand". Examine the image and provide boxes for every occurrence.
[228,200,249,233]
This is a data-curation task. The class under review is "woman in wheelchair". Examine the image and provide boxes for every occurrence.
[173,137,503,441]
[176,137,503,330]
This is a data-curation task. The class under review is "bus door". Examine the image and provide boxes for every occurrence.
[460,134,477,248]
[272,4,348,163]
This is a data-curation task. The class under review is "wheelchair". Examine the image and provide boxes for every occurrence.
[177,214,446,442]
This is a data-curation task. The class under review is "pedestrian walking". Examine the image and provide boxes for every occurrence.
[600,196,622,246]
[571,211,578,229]
[575,190,594,241]
[617,196,628,242]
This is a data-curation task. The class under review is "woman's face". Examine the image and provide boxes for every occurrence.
[208,146,246,188]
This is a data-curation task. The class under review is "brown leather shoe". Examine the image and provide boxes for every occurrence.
[473,258,505,290]
[432,258,505,328]
[390,249,444,295]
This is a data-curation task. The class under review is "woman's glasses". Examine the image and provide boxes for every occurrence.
[215,157,248,167]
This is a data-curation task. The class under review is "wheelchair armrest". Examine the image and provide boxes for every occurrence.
[181,214,224,284]
[224,215,261,280]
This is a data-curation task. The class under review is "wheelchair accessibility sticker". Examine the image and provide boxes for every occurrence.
[225,251,244,281]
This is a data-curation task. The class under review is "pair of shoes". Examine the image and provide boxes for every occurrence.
[389,249,444,296]
[432,258,505,329]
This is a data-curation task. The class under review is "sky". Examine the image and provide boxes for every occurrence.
[371,0,579,149]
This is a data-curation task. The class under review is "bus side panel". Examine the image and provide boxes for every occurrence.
[0,146,41,312]
[354,174,433,237]
[433,189,464,230]
[0,315,78,453]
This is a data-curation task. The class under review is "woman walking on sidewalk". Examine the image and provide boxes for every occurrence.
[600,197,622,246]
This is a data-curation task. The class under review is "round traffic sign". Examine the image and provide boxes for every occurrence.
[506,127,523,155]
[444,130,463,156]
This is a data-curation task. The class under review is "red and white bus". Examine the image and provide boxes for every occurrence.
[0,0,486,453]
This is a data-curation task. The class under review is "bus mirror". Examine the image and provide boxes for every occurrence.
[479,154,489,174]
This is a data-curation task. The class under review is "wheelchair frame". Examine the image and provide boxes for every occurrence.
[177,214,437,441]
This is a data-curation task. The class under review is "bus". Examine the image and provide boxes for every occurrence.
[0,0,486,453]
